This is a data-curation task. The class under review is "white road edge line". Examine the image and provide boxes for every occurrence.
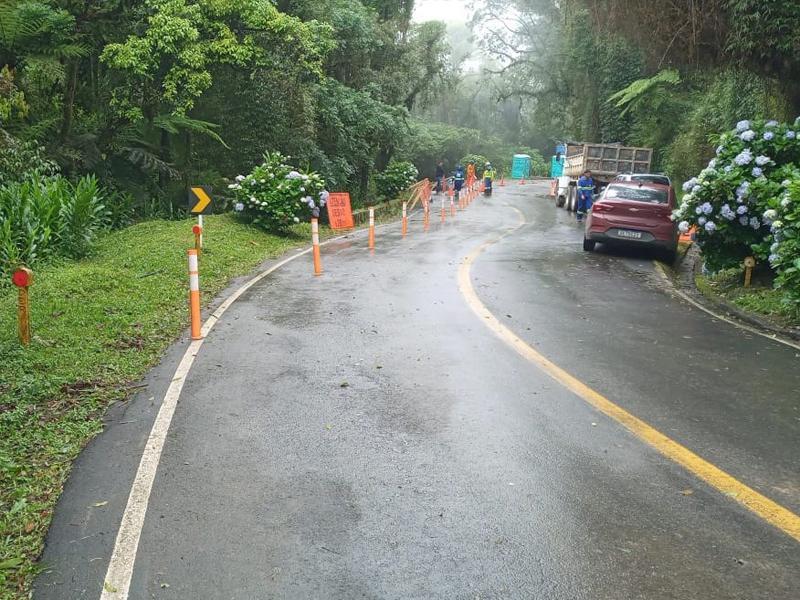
[99,247,311,599]
[652,261,800,352]
[98,219,400,599]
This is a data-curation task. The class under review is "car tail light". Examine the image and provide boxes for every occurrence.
[592,203,611,213]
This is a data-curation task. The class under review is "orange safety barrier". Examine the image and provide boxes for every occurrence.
[679,225,697,243]
[402,202,408,237]
[549,179,558,197]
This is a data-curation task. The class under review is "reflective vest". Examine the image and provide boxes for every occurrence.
[484,169,496,180]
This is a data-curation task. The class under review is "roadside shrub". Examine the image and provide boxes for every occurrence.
[229,152,327,232]
[0,132,60,185]
[672,118,800,303]
[0,175,109,276]
[460,154,488,177]
[373,160,418,202]
[772,175,800,307]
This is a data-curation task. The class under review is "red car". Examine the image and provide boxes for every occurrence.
[583,181,678,262]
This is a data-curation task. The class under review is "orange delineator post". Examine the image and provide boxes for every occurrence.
[424,207,430,231]
[312,217,322,275]
[401,202,408,237]
[187,249,202,340]
[368,207,375,250]
[440,197,446,223]
[499,176,505,187]
[450,197,456,217]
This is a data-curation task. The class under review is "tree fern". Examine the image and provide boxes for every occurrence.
[607,69,682,116]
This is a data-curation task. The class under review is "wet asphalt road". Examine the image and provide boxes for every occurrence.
[36,182,799,599]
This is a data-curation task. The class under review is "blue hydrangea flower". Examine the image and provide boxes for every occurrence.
[698,216,707,225]
[700,202,714,215]
[704,221,717,232]
[786,131,796,140]
[740,130,756,142]
[771,242,780,253]
[752,167,763,178]
[692,185,701,194]
[678,221,690,233]
[769,254,779,265]
[737,205,748,215]
[716,145,724,155]
[749,217,761,229]
[755,155,771,166]
[682,177,699,192]
[763,131,775,141]
[734,149,753,165]
[234,202,244,212]
[736,120,751,132]
[720,204,736,220]
[286,171,302,180]
[736,182,751,198]
[724,165,733,173]
[765,120,779,128]
[739,216,749,226]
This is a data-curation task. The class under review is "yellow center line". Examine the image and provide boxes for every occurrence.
[457,207,800,543]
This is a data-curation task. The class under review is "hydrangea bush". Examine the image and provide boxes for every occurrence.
[229,152,328,232]
[672,118,800,304]
[374,160,419,201]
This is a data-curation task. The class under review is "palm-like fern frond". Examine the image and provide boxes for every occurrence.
[607,69,682,116]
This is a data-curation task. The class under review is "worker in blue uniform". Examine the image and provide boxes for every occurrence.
[576,170,594,222]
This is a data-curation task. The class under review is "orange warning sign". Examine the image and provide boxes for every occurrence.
[327,192,354,230]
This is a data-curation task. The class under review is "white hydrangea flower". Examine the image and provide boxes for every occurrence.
[234,202,244,212]
[235,175,245,182]
[678,221,690,233]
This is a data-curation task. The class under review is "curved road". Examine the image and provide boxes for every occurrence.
[36,181,799,599]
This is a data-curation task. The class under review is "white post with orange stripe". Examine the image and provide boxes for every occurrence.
[368,207,375,250]
[187,249,202,340]
[312,217,322,276]
[450,195,456,217]
[440,196,446,223]
[402,202,408,237]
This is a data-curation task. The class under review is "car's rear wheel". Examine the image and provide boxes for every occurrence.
[583,238,596,252]
[660,247,677,264]
[567,186,576,211]
[556,194,565,207]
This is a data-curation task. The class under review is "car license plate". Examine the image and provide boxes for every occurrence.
[617,229,643,239]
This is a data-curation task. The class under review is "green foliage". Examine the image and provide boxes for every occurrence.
[0,174,108,275]
[0,131,57,184]
[774,175,800,307]
[608,70,681,117]
[101,0,331,118]
[230,152,327,232]
[373,160,418,201]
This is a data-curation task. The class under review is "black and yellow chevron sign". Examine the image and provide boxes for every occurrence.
[188,185,213,214]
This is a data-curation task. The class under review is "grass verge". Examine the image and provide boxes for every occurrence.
[695,268,800,329]
[0,215,316,599]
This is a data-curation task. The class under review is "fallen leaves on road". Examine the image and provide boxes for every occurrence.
[92,501,108,507]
